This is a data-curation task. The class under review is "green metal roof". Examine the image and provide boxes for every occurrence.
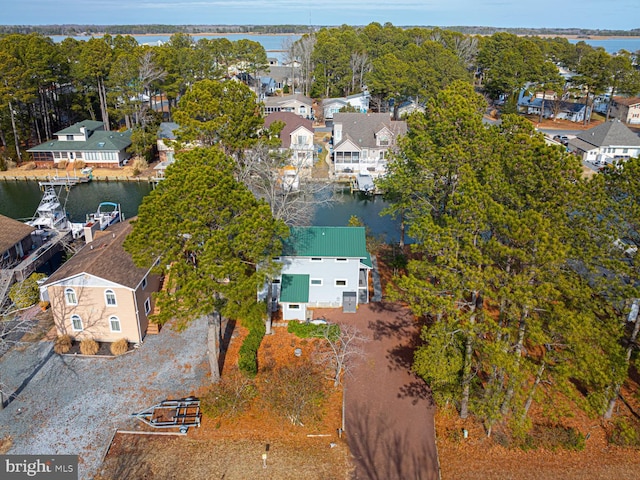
[55,120,105,136]
[279,274,310,303]
[283,226,368,258]
[361,251,372,269]
[28,130,132,153]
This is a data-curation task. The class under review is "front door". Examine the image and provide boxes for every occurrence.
[342,291,357,313]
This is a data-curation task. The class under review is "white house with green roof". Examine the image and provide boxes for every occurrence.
[28,120,132,168]
[270,226,372,321]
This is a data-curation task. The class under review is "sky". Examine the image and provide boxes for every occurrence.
[0,0,638,30]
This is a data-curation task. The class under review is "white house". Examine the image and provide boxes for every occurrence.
[270,226,372,321]
[263,93,314,120]
[332,113,407,178]
[568,120,640,166]
[28,120,132,168]
[322,90,371,120]
[264,112,315,168]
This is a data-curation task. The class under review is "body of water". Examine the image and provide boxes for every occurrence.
[568,37,640,54]
[0,180,403,243]
[49,33,300,60]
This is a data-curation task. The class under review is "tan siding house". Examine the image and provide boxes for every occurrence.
[43,220,160,344]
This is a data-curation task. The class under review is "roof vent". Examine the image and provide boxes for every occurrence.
[90,245,94,250]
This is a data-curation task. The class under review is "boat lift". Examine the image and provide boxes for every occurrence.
[131,398,202,434]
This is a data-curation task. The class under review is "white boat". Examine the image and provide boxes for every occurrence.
[85,202,123,231]
[26,185,71,231]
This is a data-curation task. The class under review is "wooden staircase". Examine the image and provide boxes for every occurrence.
[146,322,161,335]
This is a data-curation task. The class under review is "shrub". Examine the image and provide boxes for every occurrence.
[131,157,149,176]
[54,335,72,354]
[57,160,68,169]
[287,321,340,340]
[80,339,100,355]
[609,417,640,447]
[201,373,257,419]
[9,273,47,309]
[72,160,86,169]
[110,338,129,356]
[22,162,36,170]
[520,424,586,452]
[238,314,266,377]
[261,364,326,426]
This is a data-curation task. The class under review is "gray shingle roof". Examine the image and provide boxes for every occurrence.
[575,120,640,149]
[333,113,407,150]
[43,220,148,289]
[263,93,312,108]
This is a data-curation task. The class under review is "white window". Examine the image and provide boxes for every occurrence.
[105,289,116,306]
[335,279,347,287]
[65,288,77,305]
[289,304,300,310]
[71,314,83,331]
[144,298,151,315]
[141,277,147,289]
[310,257,323,262]
[109,316,121,332]
[310,279,323,286]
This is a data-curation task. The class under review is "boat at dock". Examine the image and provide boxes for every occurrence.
[351,173,377,195]
[83,202,123,243]
[85,202,123,231]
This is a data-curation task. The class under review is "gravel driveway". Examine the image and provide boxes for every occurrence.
[0,316,209,479]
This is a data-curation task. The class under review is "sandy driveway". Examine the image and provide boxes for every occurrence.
[0,316,209,479]
[325,302,440,480]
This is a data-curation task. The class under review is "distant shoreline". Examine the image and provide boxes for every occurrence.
[51,31,640,40]
[535,34,640,40]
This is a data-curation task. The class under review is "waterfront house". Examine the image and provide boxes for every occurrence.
[609,96,640,125]
[263,93,314,120]
[568,120,640,166]
[0,215,35,267]
[43,219,160,344]
[264,112,315,168]
[322,90,371,121]
[332,112,407,178]
[260,65,302,94]
[266,226,371,321]
[28,120,132,168]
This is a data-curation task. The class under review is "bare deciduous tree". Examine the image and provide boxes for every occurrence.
[240,142,334,226]
[0,304,37,408]
[315,324,368,387]
[289,35,316,97]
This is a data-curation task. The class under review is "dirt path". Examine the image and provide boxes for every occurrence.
[327,303,439,480]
